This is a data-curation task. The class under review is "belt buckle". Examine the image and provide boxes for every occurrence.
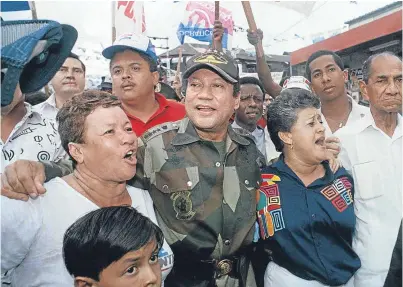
[215,259,233,278]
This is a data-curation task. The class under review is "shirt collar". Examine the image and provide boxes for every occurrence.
[43,93,57,108]
[272,154,335,188]
[172,118,250,146]
[155,92,169,110]
[359,111,403,140]
[125,93,168,123]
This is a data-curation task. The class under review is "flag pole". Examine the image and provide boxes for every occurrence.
[241,1,264,57]
[212,1,220,50]
[29,1,38,19]
[111,2,116,43]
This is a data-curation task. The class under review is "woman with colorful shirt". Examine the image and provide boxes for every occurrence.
[257,86,360,286]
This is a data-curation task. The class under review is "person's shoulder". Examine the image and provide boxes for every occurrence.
[127,185,150,201]
[166,99,185,110]
[165,100,186,119]
[140,119,182,144]
[43,177,67,189]
[260,164,279,175]
[231,126,256,143]
[333,166,354,184]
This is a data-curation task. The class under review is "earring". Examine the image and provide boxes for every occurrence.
[155,82,161,92]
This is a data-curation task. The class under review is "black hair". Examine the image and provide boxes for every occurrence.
[25,90,48,106]
[267,88,320,152]
[239,76,266,100]
[68,52,86,74]
[109,49,158,72]
[63,206,164,281]
[362,52,401,83]
[305,50,344,81]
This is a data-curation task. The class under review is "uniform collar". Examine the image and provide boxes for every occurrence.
[272,154,335,188]
[172,118,250,146]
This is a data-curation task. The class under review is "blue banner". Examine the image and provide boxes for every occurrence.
[177,22,229,49]
[1,1,30,12]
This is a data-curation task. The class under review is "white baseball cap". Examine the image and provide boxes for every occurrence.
[282,76,312,92]
[102,33,157,62]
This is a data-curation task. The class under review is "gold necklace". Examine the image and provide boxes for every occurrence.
[326,101,352,128]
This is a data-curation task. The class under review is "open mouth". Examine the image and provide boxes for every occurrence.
[124,150,134,159]
[315,137,325,147]
[196,105,215,112]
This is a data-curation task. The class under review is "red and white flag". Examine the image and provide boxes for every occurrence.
[113,1,146,36]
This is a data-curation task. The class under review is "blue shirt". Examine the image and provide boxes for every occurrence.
[257,155,361,285]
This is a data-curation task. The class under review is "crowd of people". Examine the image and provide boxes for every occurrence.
[1,16,402,287]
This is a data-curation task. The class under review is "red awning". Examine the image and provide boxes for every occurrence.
[291,10,402,65]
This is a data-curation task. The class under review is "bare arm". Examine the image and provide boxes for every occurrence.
[247,29,282,98]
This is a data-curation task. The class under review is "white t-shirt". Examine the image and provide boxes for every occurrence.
[338,113,402,287]
[1,103,65,173]
[1,177,174,286]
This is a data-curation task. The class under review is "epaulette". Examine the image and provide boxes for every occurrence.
[141,121,180,143]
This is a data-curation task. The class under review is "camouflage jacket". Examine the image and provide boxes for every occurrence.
[129,118,264,286]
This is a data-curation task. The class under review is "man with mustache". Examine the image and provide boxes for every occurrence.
[102,33,185,136]
[35,53,86,120]
[337,52,402,287]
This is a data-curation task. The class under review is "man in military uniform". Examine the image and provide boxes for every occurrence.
[1,50,264,287]
[132,50,264,287]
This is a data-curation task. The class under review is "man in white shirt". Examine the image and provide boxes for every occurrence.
[338,52,402,287]
[232,76,279,162]
[35,53,86,120]
[305,50,370,137]
[1,85,65,174]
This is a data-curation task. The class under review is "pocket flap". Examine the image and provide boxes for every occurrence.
[154,166,200,193]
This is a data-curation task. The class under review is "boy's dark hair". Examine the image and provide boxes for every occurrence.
[239,76,266,100]
[305,50,344,81]
[63,206,164,281]
[69,52,86,74]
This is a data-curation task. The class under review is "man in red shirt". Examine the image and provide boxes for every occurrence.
[102,33,185,136]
